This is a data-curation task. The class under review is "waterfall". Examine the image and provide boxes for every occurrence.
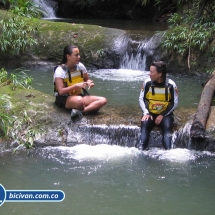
[172,122,192,149]
[120,45,147,71]
[120,33,163,71]
[33,0,56,18]
[120,37,147,71]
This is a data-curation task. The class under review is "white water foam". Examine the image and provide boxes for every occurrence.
[41,145,215,163]
[142,148,211,162]
[84,124,139,129]
[90,69,149,82]
[44,144,141,162]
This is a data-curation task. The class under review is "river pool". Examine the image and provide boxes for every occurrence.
[0,146,215,215]
[1,19,213,215]
[1,66,213,215]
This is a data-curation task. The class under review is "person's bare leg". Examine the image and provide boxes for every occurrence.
[65,96,85,110]
[65,95,107,113]
[82,96,107,113]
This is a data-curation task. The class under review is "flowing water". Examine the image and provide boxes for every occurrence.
[33,0,56,18]
[1,66,212,214]
[22,67,204,108]
[0,146,215,214]
[1,19,214,214]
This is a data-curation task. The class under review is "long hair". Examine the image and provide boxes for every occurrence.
[61,45,78,64]
[151,61,167,78]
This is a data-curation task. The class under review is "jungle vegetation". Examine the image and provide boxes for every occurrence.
[0,0,42,55]
[0,0,215,69]
[78,0,215,70]
[0,68,43,150]
[0,0,44,149]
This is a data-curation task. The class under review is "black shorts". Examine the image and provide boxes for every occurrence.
[55,95,69,108]
[55,89,90,108]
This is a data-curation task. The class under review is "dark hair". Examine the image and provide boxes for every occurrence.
[61,45,78,64]
[151,61,167,77]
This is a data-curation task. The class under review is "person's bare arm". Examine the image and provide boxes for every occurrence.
[83,73,94,89]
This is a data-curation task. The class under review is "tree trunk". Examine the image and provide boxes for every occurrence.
[190,71,215,149]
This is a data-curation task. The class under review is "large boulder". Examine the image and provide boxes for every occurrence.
[1,86,215,151]
[0,9,126,69]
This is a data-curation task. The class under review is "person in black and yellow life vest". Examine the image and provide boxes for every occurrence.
[138,61,178,150]
[53,45,107,118]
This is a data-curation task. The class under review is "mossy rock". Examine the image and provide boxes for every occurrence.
[0,85,192,143]
[0,9,126,69]
[1,85,215,150]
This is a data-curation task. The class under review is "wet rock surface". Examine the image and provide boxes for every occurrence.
[1,86,215,151]
[33,100,193,148]
[34,101,215,151]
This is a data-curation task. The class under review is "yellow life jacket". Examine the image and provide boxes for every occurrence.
[64,70,84,96]
[54,65,84,96]
[145,79,171,114]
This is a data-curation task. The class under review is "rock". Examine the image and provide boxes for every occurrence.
[1,83,215,151]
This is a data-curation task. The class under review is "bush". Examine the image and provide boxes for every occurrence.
[0,16,39,55]
[9,0,45,18]
[0,68,42,149]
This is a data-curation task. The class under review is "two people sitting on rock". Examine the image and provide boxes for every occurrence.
[53,45,107,118]
[138,61,178,150]
[54,45,178,150]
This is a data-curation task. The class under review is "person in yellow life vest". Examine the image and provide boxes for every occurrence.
[53,45,107,118]
[138,61,178,150]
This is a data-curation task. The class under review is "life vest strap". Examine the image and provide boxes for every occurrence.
[151,78,169,101]
[151,81,155,95]
[165,78,169,101]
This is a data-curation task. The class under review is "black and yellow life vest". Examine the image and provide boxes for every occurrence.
[54,65,84,96]
[145,79,171,114]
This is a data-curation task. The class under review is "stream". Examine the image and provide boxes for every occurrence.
[1,19,214,215]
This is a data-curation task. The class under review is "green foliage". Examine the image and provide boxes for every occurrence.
[10,110,43,150]
[0,94,13,136]
[206,68,214,75]
[9,0,45,18]
[10,68,33,89]
[162,18,215,55]
[0,0,42,56]
[161,0,215,69]
[96,49,105,58]
[0,68,8,85]
[0,68,42,149]
[0,67,33,89]
[0,16,40,55]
